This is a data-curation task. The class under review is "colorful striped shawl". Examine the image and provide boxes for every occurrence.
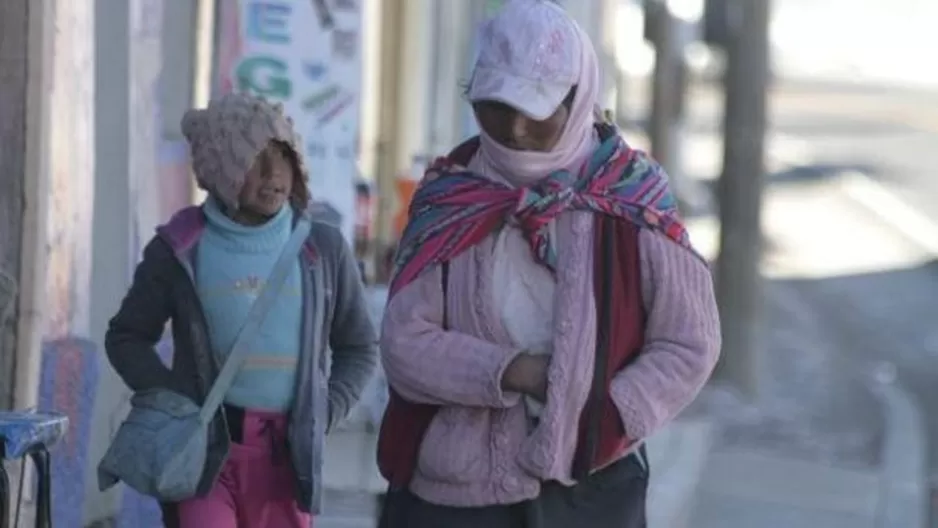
[389,128,697,296]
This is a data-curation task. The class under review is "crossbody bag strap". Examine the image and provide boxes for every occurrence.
[198,217,312,424]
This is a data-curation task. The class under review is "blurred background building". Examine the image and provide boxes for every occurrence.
[2,0,938,526]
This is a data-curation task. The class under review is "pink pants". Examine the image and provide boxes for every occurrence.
[177,409,313,528]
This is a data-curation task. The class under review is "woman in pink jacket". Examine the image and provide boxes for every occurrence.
[376,1,721,526]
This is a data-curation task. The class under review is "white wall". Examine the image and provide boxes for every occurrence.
[86,0,196,523]
[87,0,132,523]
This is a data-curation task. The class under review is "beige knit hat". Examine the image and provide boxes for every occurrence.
[181,93,309,211]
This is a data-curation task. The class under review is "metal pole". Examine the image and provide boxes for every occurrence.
[712,0,772,400]
[648,0,689,201]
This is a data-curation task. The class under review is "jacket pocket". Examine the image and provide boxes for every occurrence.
[416,407,491,484]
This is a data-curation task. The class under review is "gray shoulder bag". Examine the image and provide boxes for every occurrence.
[97,217,311,501]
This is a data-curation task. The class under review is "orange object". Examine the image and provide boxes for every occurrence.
[393,178,418,237]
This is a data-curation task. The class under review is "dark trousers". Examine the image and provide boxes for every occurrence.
[379,451,649,528]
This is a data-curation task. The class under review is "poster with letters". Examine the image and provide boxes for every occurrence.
[215,0,362,242]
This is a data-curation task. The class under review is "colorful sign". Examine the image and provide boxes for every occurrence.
[215,0,363,241]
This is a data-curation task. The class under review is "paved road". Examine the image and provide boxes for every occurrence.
[770,85,938,522]
[677,78,938,526]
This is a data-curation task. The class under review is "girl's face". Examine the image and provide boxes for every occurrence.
[472,87,576,152]
[234,142,296,225]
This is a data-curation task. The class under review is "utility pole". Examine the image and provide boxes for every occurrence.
[647,0,692,203]
[712,0,772,400]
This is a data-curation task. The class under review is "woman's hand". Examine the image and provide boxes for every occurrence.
[501,352,550,402]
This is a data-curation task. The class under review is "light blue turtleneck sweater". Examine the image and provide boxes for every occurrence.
[195,198,303,411]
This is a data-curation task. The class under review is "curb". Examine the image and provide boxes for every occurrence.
[839,170,938,257]
[871,380,928,528]
[837,169,932,528]
[647,419,714,528]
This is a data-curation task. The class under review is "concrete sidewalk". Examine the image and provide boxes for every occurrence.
[318,418,716,528]
[692,448,881,527]
[646,419,714,528]
[683,175,930,527]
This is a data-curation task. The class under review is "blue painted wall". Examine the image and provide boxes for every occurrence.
[38,338,100,527]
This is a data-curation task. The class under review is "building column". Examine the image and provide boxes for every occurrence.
[86,0,169,522]
[391,0,433,210]
[0,0,54,411]
[0,0,95,523]
[358,0,384,183]
[373,0,434,278]
[426,0,474,156]
[373,0,403,270]
[85,0,132,522]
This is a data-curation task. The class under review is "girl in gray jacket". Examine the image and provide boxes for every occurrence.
[105,93,378,527]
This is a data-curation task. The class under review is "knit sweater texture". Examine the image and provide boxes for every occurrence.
[195,198,303,411]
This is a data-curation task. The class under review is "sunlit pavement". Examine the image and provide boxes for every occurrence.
[681,77,938,526]
[684,175,928,527]
[770,0,938,89]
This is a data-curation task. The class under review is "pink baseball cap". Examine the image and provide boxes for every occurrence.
[468,0,582,121]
